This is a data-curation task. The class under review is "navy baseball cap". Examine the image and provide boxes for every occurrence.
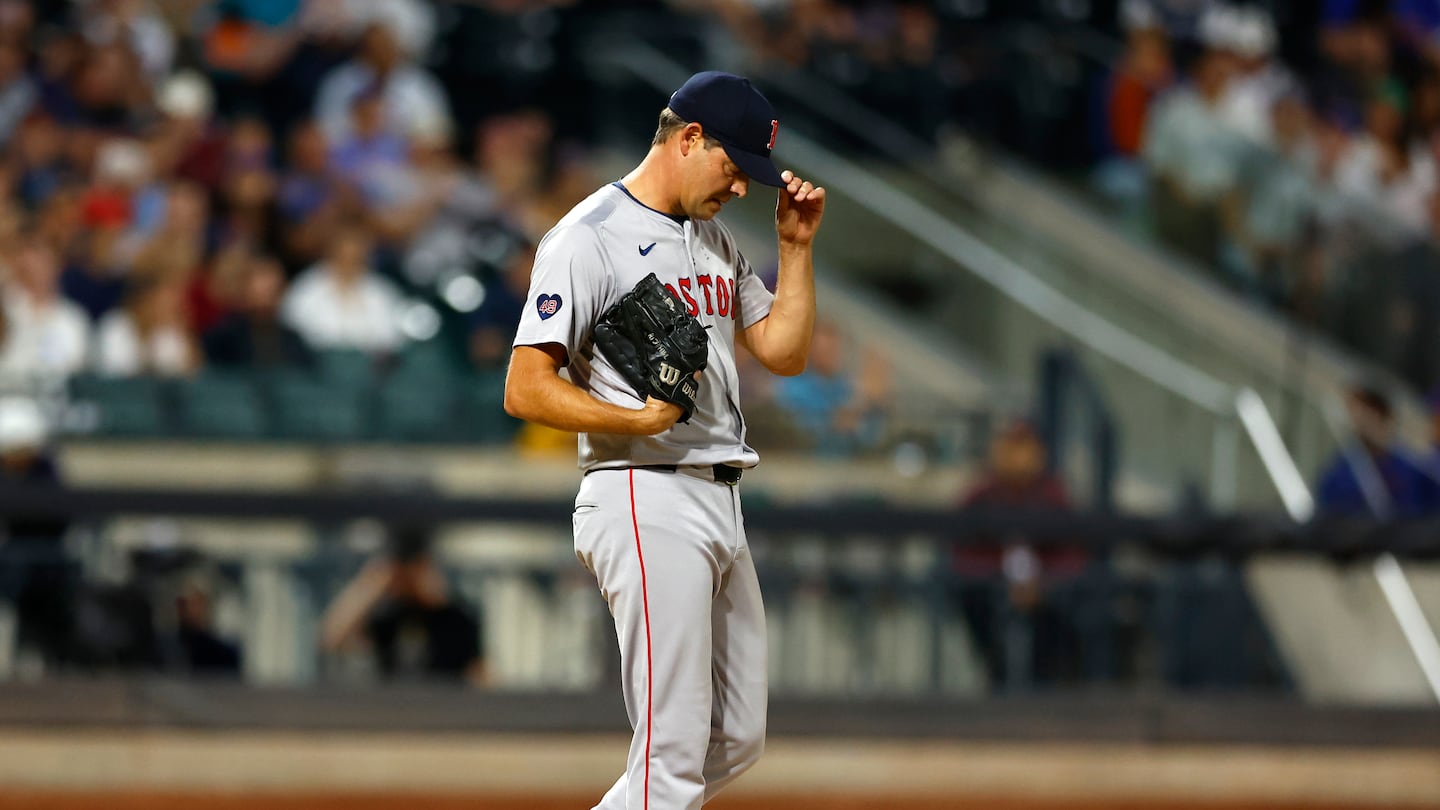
[668,71,786,188]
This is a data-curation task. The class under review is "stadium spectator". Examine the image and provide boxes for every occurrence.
[56,41,147,131]
[1215,7,1291,146]
[215,115,280,249]
[1106,18,1174,160]
[94,275,198,377]
[366,112,463,252]
[173,575,242,676]
[1230,93,1320,303]
[0,193,22,256]
[76,0,176,85]
[1333,80,1438,239]
[772,320,890,456]
[280,221,406,355]
[473,108,555,239]
[1414,386,1440,511]
[81,137,148,238]
[147,70,226,191]
[0,239,90,379]
[1094,15,1173,217]
[467,236,533,370]
[0,395,65,541]
[130,181,209,279]
[397,121,501,289]
[327,81,409,219]
[1395,0,1440,67]
[312,14,449,145]
[320,524,487,686]
[1142,46,1243,269]
[0,38,35,146]
[1121,0,1223,48]
[0,396,77,673]
[13,112,70,210]
[202,251,311,369]
[953,420,1101,689]
[278,117,356,265]
[1316,384,1430,516]
[1314,2,1395,131]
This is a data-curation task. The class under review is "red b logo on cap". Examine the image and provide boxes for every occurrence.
[767,120,778,152]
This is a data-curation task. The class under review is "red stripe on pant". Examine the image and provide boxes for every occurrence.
[628,470,653,810]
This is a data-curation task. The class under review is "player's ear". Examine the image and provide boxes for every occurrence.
[679,123,704,157]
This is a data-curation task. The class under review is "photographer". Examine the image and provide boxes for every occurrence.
[319,524,487,686]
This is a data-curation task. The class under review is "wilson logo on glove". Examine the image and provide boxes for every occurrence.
[593,273,710,423]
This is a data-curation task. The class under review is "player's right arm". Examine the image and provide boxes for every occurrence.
[505,223,685,436]
[504,343,683,435]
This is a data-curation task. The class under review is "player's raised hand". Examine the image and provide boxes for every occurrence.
[775,170,825,247]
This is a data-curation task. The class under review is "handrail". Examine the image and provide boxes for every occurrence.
[1236,388,1315,522]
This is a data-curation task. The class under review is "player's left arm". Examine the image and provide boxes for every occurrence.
[741,170,825,377]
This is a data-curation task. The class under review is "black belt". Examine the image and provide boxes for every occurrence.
[595,464,743,485]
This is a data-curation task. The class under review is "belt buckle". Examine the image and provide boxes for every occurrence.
[712,464,742,485]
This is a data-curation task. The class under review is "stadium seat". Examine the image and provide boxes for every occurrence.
[375,373,458,441]
[394,340,458,379]
[461,371,521,443]
[68,375,169,437]
[267,371,370,442]
[176,372,268,440]
[313,349,377,391]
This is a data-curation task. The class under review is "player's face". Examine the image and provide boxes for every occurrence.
[683,139,749,220]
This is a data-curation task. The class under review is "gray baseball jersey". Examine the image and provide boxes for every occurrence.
[515,181,775,810]
[512,182,775,470]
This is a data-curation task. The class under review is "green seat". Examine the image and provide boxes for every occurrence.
[376,373,457,441]
[177,373,267,439]
[313,349,376,391]
[268,372,369,441]
[69,375,169,437]
[460,372,520,443]
[394,340,458,379]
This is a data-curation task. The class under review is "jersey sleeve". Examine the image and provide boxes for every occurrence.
[512,224,610,362]
[732,248,775,329]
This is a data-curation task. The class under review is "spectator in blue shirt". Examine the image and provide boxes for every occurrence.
[1316,385,1429,517]
[772,320,890,456]
[1413,386,1440,512]
[468,236,533,370]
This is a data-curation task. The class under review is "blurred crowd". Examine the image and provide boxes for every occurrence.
[1095,0,1440,392]
[0,0,612,389]
[0,0,904,455]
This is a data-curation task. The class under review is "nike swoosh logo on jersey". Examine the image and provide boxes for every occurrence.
[638,242,656,256]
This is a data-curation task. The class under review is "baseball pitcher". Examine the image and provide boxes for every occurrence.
[504,70,825,810]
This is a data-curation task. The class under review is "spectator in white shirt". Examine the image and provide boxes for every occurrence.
[313,18,451,145]
[1143,47,1243,267]
[1334,83,1439,242]
[0,241,91,381]
[95,276,199,377]
[1215,7,1295,147]
[280,223,406,355]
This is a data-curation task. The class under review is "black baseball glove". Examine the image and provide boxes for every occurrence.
[593,273,709,423]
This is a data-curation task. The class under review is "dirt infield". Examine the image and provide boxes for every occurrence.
[2,731,1435,807]
[0,794,1422,810]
